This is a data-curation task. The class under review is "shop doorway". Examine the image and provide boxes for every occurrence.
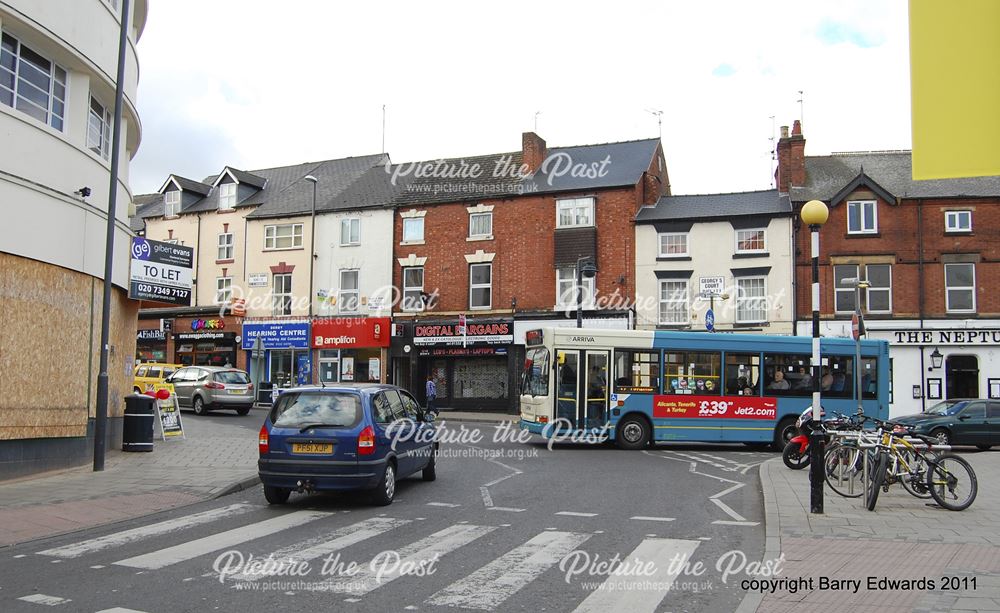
[946,355,979,399]
[269,350,301,388]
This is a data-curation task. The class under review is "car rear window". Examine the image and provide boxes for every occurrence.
[271,392,362,428]
[215,371,250,384]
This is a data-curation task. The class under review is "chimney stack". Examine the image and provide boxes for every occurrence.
[522,132,547,174]
[775,121,806,193]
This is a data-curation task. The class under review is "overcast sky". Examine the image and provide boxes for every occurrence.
[129,0,911,197]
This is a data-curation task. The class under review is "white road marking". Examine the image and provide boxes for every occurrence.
[426,502,461,508]
[712,520,760,526]
[17,593,71,606]
[230,517,410,582]
[699,537,712,540]
[344,598,361,603]
[38,503,255,558]
[95,609,150,613]
[13,554,26,558]
[114,510,329,570]
[90,565,105,569]
[488,507,526,513]
[571,538,702,613]
[428,530,592,610]
[555,511,598,517]
[629,516,676,523]
[645,450,758,525]
[316,524,497,595]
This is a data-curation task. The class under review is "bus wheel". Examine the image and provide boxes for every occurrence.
[773,417,798,451]
[616,415,650,451]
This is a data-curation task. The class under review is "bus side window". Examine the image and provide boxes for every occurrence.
[861,358,877,399]
[724,353,760,396]
[663,351,721,395]
[763,353,812,396]
[614,350,660,394]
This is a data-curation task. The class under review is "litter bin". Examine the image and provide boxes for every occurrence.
[258,381,274,406]
[123,394,156,452]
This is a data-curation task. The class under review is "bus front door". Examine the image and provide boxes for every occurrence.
[556,350,580,429]
[584,351,610,430]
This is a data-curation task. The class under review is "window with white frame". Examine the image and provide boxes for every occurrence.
[469,263,492,309]
[272,273,292,316]
[556,268,595,307]
[402,217,424,242]
[469,212,492,237]
[865,264,892,313]
[164,190,181,216]
[217,232,233,260]
[847,200,878,234]
[834,264,859,313]
[735,228,766,253]
[218,183,237,210]
[215,277,232,305]
[341,218,360,245]
[736,276,767,323]
[945,263,975,313]
[87,96,112,159]
[556,197,595,228]
[402,267,424,311]
[658,233,689,257]
[339,270,359,313]
[658,280,689,324]
[0,32,67,130]
[264,224,303,250]
[945,210,972,233]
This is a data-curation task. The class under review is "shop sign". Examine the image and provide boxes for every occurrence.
[191,318,225,331]
[128,237,194,306]
[137,329,166,341]
[312,317,390,349]
[242,321,310,349]
[887,329,1000,346]
[175,331,235,341]
[419,346,508,357]
[413,321,512,346]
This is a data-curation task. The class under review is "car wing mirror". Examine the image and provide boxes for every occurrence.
[424,412,436,423]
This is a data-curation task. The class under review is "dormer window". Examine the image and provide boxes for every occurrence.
[218,183,236,210]
[164,190,181,216]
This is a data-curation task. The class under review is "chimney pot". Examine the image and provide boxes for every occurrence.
[780,126,789,139]
[792,120,802,136]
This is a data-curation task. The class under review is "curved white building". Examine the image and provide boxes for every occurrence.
[0,0,148,477]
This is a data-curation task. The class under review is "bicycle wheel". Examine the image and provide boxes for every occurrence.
[899,449,933,499]
[825,444,864,498]
[866,451,889,511]
[926,453,978,511]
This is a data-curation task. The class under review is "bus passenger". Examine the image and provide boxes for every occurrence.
[768,370,790,390]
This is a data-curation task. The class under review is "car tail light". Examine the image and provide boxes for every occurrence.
[247,383,254,391]
[258,425,269,455]
[205,381,225,390]
[358,425,375,456]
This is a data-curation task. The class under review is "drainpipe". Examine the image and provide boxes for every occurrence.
[917,200,926,412]
[791,212,799,336]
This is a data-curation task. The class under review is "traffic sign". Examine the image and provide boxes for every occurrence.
[706,308,716,332]
[852,312,866,340]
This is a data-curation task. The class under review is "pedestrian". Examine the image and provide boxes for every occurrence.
[426,373,438,415]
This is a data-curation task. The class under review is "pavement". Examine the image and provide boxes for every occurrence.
[0,408,514,549]
[743,449,1000,613]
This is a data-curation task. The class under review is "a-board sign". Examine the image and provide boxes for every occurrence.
[152,383,185,440]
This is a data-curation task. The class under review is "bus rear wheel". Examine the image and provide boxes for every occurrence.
[616,415,650,450]
[773,417,798,451]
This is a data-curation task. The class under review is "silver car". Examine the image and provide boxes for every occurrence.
[167,366,255,415]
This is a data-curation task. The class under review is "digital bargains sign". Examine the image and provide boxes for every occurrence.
[652,395,777,420]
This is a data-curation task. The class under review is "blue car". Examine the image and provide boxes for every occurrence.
[258,384,437,506]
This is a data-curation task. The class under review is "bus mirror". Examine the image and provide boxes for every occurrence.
[557,353,565,365]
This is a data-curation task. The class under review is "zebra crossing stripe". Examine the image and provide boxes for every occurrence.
[427,530,592,610]
[113,510,329,570]
[570,538,701,613]
[17,593,72,605]
[315,523,497,595]
[38,504,255,559]
[231,517,411,582]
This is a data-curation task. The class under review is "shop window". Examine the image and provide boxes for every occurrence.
[319,349,339,384]
[663,351,721,395]
[725,353,761,396]
[613,350,660,393]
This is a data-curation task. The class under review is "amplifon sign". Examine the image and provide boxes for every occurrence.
[312,317,390,349]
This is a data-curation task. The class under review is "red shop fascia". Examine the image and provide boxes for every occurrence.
[311,317,391,384]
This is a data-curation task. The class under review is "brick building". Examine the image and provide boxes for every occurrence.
[388,132,669,411]
[779,121,1000,417]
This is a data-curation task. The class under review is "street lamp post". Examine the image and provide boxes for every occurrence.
[801,199,829,514]
[304,175,318,385]
[576,256,597,328]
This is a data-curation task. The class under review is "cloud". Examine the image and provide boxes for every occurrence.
[712,64,737,77]
[816,19,885,48]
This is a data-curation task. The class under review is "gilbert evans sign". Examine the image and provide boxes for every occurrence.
[128,238,194,306]
[889,329,1000,345]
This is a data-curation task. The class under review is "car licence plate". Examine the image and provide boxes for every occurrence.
[228,388,246,394]
[292,443,333,454]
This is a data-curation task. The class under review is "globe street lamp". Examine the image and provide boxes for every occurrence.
[801,199,829,514]
[576,256,597,328]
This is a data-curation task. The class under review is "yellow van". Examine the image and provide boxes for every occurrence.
[133,362,183,393]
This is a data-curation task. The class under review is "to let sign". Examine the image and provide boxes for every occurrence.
[128,238,193,306]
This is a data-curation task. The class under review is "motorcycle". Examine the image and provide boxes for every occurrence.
[782,408,824,469]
